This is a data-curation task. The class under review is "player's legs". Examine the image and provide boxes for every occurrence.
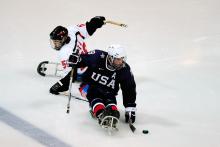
[85,86,120,125]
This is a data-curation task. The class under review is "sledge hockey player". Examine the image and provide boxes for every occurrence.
[49,16,106,94]
[68,44,137,130]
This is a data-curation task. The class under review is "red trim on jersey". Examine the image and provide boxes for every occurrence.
[78,42,88,54]
[82,42,88,53]
[77,24,85,27]
[78,32,85,39]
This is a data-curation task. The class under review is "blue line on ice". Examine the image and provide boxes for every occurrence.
[0,107,71,147]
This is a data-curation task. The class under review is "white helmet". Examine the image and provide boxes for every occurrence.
[106,44,127,70]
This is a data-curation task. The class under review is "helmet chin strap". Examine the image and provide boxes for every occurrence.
[106,56,115,71]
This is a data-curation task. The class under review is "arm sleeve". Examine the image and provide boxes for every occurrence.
[58,46,73,77]
[76,24,90,39]
[120,67,137,108]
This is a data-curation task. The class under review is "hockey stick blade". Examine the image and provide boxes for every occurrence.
[61,92,88,102]
[71,95,88,102]
[129,119,136,132]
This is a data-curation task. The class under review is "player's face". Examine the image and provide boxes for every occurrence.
[113,57,124,70]
[50,39,63,50]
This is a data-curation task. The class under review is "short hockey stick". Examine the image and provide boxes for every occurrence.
[104,20,128,28]
[66,68,75,113]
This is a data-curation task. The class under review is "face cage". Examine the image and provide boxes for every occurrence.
[50,39,65,51]
[107,55,126,70]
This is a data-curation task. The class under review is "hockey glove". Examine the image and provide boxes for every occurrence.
[125,107,137,123]
[68,54,80,67]
[86,16,106,35]
[90,16,105,28]
[49,81,69,95]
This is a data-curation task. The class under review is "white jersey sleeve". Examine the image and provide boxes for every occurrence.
[75,24,90,39]
[58,24,90,77]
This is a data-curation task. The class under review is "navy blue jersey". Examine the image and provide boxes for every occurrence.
[77,50,136,107]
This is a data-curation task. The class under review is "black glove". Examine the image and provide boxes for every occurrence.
[49,81,68,95]
[68,54,80,67]
[86,16,106,36]
[125,107,136,123]
[90,16,105,28]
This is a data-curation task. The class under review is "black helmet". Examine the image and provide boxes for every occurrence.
[50,26,69,50]
[50,26,68,40]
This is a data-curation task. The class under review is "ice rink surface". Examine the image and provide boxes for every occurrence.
[0,0,220,147]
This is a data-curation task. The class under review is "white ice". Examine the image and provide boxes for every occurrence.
[0,0,220,147]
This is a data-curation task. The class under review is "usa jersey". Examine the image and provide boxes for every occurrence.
[77,50,137,108]
[58,24,89,77]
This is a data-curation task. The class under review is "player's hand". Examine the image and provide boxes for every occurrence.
[68,54,80,67]
[49,82,62,95]
[125,107,136,123]
[90,16,106,28]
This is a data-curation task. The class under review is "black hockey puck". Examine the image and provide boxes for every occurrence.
[142,130,149,134]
